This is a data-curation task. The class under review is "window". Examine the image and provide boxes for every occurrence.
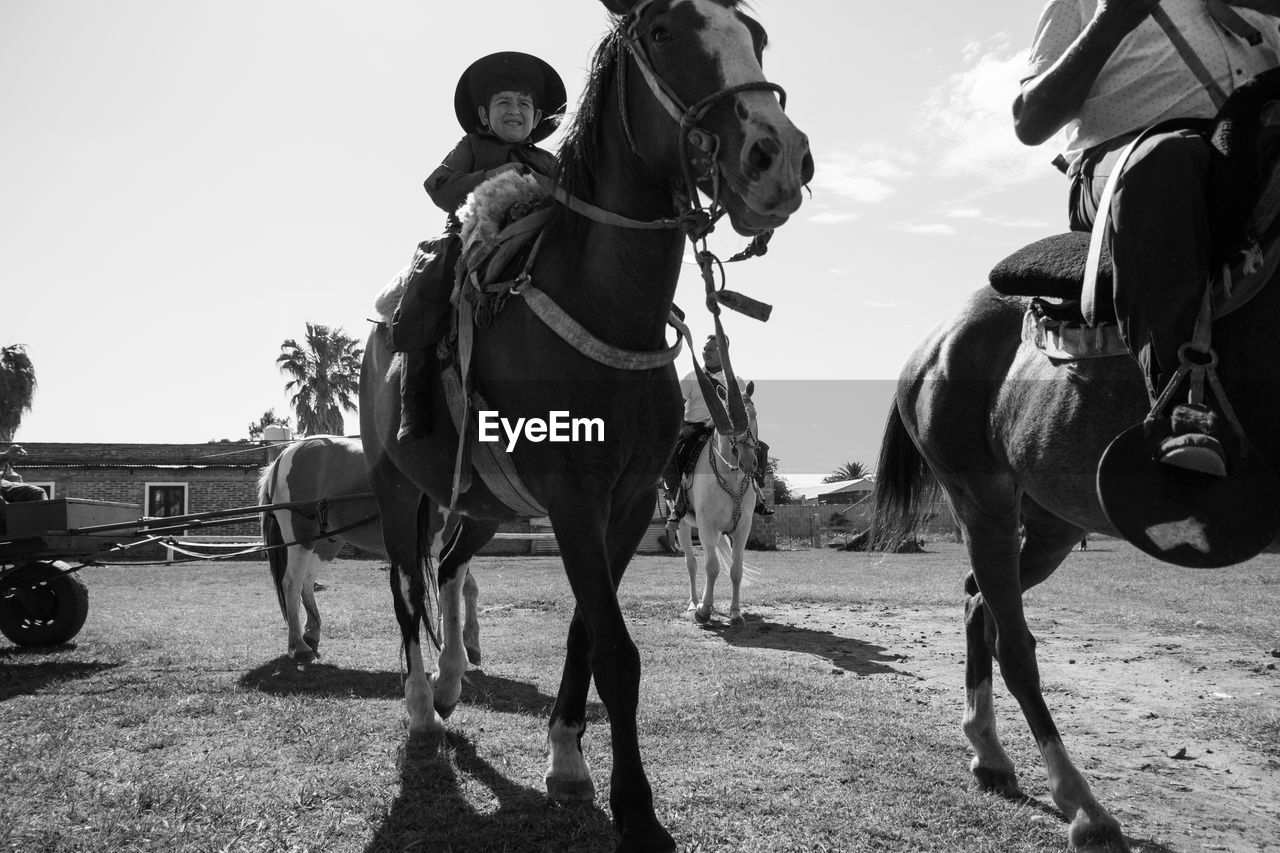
[28,482,55,498]
[145,483,188,519]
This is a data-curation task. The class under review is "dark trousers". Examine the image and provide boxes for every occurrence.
[1069,128,1212,401]
[390,233,462,354]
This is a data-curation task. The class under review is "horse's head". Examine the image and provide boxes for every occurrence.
[719,379,760,476]
[603,0,812,235]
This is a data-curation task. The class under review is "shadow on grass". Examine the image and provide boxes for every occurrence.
[366,729,614,853]
[706,614,907,676]
[992,789,1177,853]
[239,658,401,698]
[239,659,587,719]
[0,649,121,702]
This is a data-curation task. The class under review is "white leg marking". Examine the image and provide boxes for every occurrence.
[544,719,595,802]
[962,681,1016,789]
[433,561,469,712]
[398,571,441,735]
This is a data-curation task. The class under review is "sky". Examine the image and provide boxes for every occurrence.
[1,0,1065,477]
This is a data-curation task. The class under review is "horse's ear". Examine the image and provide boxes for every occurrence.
[746,380,755,397]
[600,0,637,16]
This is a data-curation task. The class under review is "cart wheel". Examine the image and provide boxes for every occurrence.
[0,562,90,647]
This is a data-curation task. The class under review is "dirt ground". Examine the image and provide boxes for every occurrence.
[715,595,1280,852]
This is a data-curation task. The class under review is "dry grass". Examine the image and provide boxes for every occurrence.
[1,543,1277,852]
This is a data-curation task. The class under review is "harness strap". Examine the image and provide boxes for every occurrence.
[519,285,683,370]
[1151,6,1228,109]
[1082,132,1148,326]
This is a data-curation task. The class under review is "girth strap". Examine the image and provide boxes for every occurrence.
[519,284,684,370]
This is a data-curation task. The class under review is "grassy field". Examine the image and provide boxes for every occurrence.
[1,541,1278,852]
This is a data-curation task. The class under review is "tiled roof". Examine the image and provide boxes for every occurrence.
[9,442,276,468]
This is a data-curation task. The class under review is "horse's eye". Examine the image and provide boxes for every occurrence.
[651,25,673,45]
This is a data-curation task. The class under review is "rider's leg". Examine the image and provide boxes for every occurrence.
[752,441,774,516]
[1080,129,1223,474]
[393,236,460,444]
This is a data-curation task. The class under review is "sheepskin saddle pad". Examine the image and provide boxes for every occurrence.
[457,170,552,288]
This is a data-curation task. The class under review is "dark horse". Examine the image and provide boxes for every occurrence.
[872,117,1280,850]
[360,1,810,850]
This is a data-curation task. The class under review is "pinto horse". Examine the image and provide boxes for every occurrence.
[361,1,809,849]
[677,384,759,626]
[258,435,477,664]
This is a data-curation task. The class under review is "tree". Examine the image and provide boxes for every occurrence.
[276,324,363,437]
[767,456,795,504]
[0,344,37,443]
[248,408,293,441]
[823,461,867,483]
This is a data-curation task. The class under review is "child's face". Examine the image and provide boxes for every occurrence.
[480,90,541,143]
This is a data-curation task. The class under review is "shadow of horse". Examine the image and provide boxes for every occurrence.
[705,614,908,676]
[238,659,597,720]
[365,730,614,853]
[0,648,120,702]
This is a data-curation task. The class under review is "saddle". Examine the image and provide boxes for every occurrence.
[991,69,1280,361]
[671,427,714,488]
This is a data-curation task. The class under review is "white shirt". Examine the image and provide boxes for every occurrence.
[1026,0,1280,167]
[680,369,753,425]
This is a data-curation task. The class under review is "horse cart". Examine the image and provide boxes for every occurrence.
[0,499,141,647]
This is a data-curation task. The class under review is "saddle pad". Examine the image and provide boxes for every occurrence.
[989,232,1112,301]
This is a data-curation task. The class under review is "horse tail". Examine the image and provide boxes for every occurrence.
[870,399,938,550]
[258,454,290,620]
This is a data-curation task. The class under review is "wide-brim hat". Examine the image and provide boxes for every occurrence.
[454,51,567,144]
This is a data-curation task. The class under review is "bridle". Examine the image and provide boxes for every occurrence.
[616,0,788,241]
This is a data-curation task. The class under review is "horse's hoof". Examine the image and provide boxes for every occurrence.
[693,609,711,625]
[434,700,458,721]
[303,635,320,653]
[971,763,1020,798]
[1067,811,1128,853]
[728,613,745,627]
[292,648,318,664]
[402,728,445,761]
[545,776,596,802]
[615,821,676,853]
[465,645,482,666]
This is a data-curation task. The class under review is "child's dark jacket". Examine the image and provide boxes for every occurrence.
[424,132,558,230]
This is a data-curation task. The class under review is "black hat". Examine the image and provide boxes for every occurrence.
[453,51,567,144]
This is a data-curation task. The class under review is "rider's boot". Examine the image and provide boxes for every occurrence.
[1152,400,1227,476]
[397,349,432,444]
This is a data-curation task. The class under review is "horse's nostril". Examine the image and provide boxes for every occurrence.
[747,137,780,178]
[801,151,815,184]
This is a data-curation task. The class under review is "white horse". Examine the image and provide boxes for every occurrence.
[676,388,760,626]
[258,435,480,663]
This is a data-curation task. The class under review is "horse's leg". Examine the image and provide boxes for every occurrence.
[432,517,497,719]
[693,520,721,624]
[962,490,1124,851]
[679,519,698,612]
[369,465,440,738]
[282,545,317,661]
[299,553,324,657]
[546,492,675,852]
[964,500,1085,795]
[462,567,481,666]
[726,516,752,627]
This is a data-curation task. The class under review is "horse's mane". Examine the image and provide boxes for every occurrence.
[545,29,642,247]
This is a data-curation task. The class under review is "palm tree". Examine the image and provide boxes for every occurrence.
[0,344,37,442]
[822,461,867,483]
[276,324,363,436]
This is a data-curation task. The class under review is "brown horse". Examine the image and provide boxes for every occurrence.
[873,70,1280,849]
[360,1,810,850]
[873,278,1280,850]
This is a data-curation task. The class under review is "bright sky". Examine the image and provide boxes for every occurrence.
[2,0,1063,476]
